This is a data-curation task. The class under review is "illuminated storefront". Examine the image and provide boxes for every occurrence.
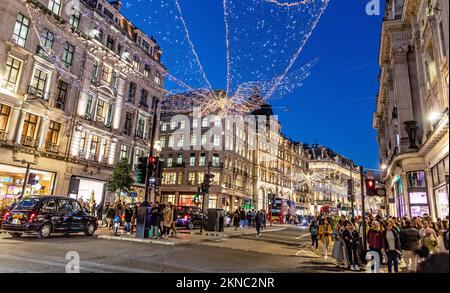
[0,163,56,209]
[406,171,429,217]
[431,157,449,219]
[68,176,106,206]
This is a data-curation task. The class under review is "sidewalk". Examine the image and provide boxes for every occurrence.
[95,224,287,246]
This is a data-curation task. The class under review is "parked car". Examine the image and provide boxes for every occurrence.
[175,206,203,230]
[1,196,98,239]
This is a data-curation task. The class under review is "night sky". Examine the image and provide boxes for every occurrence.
[121,0,384,169]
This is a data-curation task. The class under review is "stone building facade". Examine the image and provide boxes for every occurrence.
[0,0,165,208]
[373,0,449,220]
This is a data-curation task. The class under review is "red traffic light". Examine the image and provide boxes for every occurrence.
[366,179,376,191]
[149,156,157,164]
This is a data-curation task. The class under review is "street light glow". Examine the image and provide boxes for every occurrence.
[428,111,441,122]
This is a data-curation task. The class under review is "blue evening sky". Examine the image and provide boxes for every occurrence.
[122,0,384,169]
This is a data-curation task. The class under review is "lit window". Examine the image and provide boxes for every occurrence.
[189,154,195,166]
[69,9,81,30]
[161,123,167,131]
[12,13,30,46]
[37,29,54,57]
[120,145,129,160]
[213,134,220,147]
[4,56,22,92]
[192,119,198,128]
[202,118,208,127]
[48,0,62,15]
[62,42,74,69]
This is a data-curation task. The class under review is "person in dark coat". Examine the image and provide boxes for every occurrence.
[232,209,240,230]
[342,222,360,271]
[239,208,246,227]
[150,203,161,239]
[106,204,116,230]
[255,210,262,238]
[124,205,133,234]
[400,219,421,272]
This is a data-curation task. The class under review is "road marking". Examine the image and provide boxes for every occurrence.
[0,254,157,273]
[295,233,310,239]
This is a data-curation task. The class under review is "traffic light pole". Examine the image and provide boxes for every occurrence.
[144,98,160,204]
[200,163,211,235]
[360,166,367,253]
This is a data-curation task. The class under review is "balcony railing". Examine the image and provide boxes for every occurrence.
[139,102,149,110]
[45,142,59,153]
[20,136,37,148]
[27,85,50,101]
[0,130,7,141]
[54,99,65,110]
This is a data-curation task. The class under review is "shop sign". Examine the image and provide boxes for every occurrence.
[0,177,14,184]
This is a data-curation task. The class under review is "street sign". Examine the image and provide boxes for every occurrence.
[375,187,386,197]
[149,177,155,184]
[130,192,138,198]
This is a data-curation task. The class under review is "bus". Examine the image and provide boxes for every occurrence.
[268,198,296,224]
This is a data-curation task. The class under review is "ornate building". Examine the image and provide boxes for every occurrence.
[373,0,449,220]
[0,0,165,208]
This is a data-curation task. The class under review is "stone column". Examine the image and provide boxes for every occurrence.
[392,45,415,153]
[401,173,411,218]
[6,107,20,142]
[14,110,26,144]
[37,116,50,149]
[425,168,437,221]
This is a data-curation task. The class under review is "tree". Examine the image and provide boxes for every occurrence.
[107,158,134,202]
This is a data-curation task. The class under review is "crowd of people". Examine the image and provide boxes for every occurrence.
[96,201,178,239]
[308,213,449,272]
[231,208,267,237]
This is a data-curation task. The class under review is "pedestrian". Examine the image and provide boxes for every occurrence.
[342,222,360,271]
[367,221,385,265]
[246,210,252,228]
[131,204,138,234]
[422,228,438,254]
[170,203,178,237]
[113,212,121,236]
[255,210,262,238]
[106,204,116,230]
[319,218,333,258]
[150,203,160,239]
[331,222,348,268]
[383,222,401,273]
[233,209,240,230]
[239,208,246,228]
[124,205,133,235]
[101,203,109,227]
[162,203,173,239]
[400,219,421,272]
[261,209,266,230]
[90,200,96,217]
[309,219,319,251]
[158,203,165,236]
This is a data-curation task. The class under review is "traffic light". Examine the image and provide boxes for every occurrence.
[347,179,353,195]
[194,192,200,204]
[148,156,157,180]
[136,156,148,184]
[365,179,376,196]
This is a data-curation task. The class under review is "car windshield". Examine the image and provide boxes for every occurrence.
[14,197,41,210]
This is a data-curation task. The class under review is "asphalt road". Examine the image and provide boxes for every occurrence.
[0,227,339,273]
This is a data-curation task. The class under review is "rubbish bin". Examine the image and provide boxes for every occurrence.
[207,209,225,232]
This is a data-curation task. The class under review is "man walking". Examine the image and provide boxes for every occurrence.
[255,210,262,238]
[400,219,421,272]
[309,219,319,251]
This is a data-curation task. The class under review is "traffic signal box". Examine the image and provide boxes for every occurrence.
[365,178,376,196]
[136,157,148,184]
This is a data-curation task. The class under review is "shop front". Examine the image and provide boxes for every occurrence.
[0,163,56,210]
[161,193,176,205]
[393,175,406,218]
[68,176,106,207]
[431,156,449,219]
[178,193,199,207]
[406,171,429,218]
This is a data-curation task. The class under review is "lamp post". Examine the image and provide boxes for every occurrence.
[360,166,367,253]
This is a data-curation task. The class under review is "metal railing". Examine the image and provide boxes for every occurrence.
[45,142,59,153]
[20,136,37,148]
[27,85,50,101]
